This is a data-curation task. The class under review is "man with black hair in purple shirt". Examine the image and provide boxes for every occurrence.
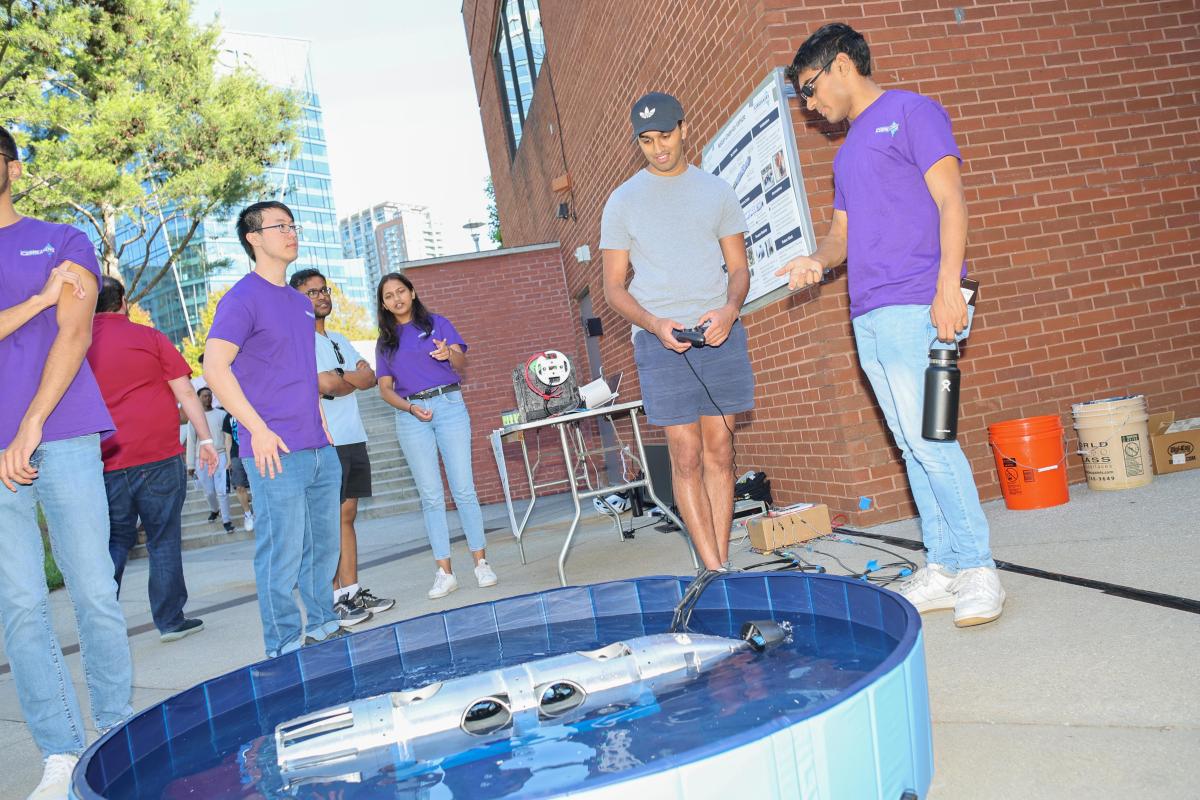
[204,201,344,657]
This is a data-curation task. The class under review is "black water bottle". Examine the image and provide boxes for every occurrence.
[922,343,960,441]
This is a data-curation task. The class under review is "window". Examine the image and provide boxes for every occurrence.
[494,0,544,152]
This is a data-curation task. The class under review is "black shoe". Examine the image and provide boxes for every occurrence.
[303,627,349,646]
[160,618,204,643]
[222,522,235,533]
[351,587,395,615]
[207,511,219,522]
[334,597,372,627]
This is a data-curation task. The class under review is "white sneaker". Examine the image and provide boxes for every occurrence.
[894,564,957,613]
[951,567,1006,627]
[29,753,77,800]
[243,511,255,532]
[427,568,459,600]
[474,559,498,588]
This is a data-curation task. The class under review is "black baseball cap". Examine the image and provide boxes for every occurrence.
[630,92,685,137]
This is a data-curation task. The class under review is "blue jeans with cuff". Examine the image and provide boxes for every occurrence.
[852,304,994,571]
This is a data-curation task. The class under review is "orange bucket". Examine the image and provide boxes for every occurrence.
[988,415,1070,510]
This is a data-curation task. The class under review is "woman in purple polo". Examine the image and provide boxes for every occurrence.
[375,272,497,599]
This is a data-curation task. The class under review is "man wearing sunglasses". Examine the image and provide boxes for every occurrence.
[0,125,133,798]
[204,201,345,657]
[778,24,1004,627]
[289,268,394,628]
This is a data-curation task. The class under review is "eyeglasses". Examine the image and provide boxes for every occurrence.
[796,53,838,101]
[330,339,344,365]
[251,223,303,236]
[304,286,331,298]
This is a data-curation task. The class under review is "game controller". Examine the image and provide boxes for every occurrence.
[672,321,711,347]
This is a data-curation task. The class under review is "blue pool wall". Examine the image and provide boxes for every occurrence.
[73,573,933,800]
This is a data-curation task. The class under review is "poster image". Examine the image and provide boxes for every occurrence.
[701,70,818,310]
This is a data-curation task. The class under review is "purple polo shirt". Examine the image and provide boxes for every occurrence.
[207,272,327,458]
[0,217,114,449]
[375,314,467,398]
[833,90,966,319]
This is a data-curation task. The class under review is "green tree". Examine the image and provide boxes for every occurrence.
[1,0,300,304]
[326,283,377,343]
[485,177,502,245]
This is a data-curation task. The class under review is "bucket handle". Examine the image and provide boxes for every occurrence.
[989,430,1070,473]
[1073,411,1138,456]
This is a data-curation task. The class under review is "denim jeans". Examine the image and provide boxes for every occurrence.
[0,433,133,756]
[105,454,190,633]
[194,451,231,523]
[244,446,342,657]
[852,305,994,571]
[394,391,486,560]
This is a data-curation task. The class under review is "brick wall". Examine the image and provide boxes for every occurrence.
[400,244,578,506]
[464,1,1200,526]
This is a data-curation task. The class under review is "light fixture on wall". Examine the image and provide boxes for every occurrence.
[556,202,570,220]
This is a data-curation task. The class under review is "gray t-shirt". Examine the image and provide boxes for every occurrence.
[600,165,748,336]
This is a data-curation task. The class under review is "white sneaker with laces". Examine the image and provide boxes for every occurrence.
[474,559,498,588]
[29,753,78,800]
[894,564,957,613]
[951,567,1006,627]
[243,511,255,532]
[427,568,459,600]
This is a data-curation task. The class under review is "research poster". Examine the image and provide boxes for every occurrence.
[701,69,817,311]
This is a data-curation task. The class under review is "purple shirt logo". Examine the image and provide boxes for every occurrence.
[874,121,900,137]
[20,243,56,256]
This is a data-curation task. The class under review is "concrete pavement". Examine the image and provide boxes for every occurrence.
[1,469,1197,798]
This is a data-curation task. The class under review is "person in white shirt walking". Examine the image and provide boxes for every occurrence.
[187,386,234,533]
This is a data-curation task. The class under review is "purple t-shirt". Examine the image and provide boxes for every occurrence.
[375,314,467,398]
[0,217,114,449]
[833,90,965,319]
[207,272,327,458]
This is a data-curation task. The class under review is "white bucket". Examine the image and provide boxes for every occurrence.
[1072,395,1154,491]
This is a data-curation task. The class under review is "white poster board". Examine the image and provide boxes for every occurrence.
[701,69,817,312]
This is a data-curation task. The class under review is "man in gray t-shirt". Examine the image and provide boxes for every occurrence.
[600,91,754,572]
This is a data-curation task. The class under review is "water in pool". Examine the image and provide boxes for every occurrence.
[102,610,897,799]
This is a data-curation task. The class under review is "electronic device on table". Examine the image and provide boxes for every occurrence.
[512,350,581,422]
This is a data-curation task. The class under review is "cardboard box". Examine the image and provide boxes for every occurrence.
[1149,412,1200,475]
[747,503,832,552]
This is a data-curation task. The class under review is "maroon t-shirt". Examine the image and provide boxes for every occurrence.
[87,313,191,471]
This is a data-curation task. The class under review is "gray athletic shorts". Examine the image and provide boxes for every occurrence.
[227,456,250,489]
[633,319,755,427]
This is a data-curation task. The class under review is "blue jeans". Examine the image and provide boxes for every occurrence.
[0,434,132,756]
[394,391,486,560]
[244,446,342,657]
[105,454,190,633]
[852,305,994,571]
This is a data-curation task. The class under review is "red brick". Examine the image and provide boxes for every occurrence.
[462,0,1200,525]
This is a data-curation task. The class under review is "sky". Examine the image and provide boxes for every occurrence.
[192,0,496,257]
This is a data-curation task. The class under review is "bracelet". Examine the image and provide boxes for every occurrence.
[197,438,214,446]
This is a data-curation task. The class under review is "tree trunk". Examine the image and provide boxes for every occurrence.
[101,203,120,277]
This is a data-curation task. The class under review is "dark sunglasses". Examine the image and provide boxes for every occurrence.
[796,53,838,101]
[331,339,344,365]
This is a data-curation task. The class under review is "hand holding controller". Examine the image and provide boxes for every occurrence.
[672,321,711,347]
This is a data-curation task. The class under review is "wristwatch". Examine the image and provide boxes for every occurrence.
[322,367,346,400]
